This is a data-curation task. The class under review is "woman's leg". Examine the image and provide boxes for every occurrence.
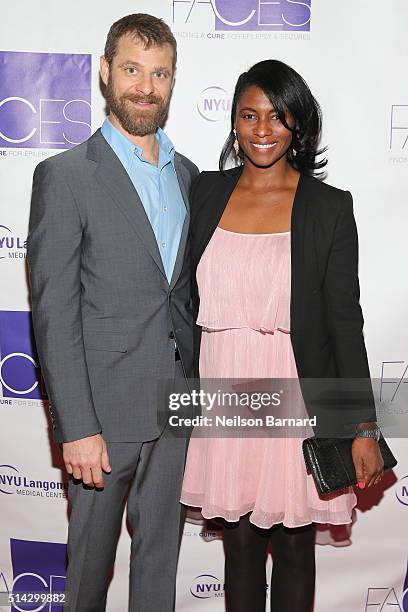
[269,522,316,612]
[222,514,269,612]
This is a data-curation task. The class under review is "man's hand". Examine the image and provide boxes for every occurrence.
[352,437,384,489]
[63,433,111,488]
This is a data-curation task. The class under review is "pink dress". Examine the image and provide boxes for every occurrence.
[180,227,357,529]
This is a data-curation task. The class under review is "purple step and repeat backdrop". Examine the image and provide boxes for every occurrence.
[0,1,407,610]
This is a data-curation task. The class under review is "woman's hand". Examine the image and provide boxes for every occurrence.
[351,437,384,489]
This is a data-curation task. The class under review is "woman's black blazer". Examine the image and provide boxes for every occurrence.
[189,166,377,433]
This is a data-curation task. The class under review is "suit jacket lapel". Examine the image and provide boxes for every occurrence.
[88,130,168,282]
[168,155,191,290]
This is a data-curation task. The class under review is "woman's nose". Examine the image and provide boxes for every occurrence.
[254,118,272,138]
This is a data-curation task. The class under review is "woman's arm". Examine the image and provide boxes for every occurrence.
[323,190,383,488]
[323,190,377,427]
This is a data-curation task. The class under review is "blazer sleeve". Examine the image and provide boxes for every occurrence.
[27,160,102,442]
[323,190,377,424]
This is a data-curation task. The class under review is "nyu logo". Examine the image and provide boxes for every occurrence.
[197,87,231,122]
[0,51,91,149]
[0,464,67,497]
[0,465,19,495]
[396,475,408,507]
[0,311,47,400]
[0,224,27,259]
[190,574,224,599]
[172,0,311,31]
[0,538,67,611]
[390,105,408,150]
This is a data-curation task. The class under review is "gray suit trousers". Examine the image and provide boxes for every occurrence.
[65,365,189,612]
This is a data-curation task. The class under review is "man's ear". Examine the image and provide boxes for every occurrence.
[100,55,109,87]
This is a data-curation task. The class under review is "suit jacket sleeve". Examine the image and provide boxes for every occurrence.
[27,160,102,442]
[323,190,377,424]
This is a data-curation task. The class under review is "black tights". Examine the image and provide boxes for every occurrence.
[222,515,316,612]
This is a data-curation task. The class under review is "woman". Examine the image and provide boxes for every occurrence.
[180,60,383,611]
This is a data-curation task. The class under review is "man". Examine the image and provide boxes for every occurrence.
[27,13,198,611]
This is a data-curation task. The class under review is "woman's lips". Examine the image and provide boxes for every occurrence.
[250,142,278,149]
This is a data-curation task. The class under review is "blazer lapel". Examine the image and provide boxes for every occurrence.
[196,165,244,263]
[169,155,191,290]
[290,173,308,334]
[88,130,167,282]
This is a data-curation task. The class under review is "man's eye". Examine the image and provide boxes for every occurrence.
[125,67,137,75]
[154,71,167,79]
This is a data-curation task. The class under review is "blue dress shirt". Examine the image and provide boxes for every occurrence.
[101,118,186,282]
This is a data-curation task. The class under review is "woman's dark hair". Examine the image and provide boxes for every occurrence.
[219,59,327,176]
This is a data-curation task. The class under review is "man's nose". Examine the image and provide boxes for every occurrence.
[136,74,154,96]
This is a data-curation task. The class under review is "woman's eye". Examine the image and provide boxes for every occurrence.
[243,113,256,120]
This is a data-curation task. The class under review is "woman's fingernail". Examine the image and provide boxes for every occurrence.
[358,481,366,489]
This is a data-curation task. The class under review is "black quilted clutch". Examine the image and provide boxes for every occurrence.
[302,435,397,495]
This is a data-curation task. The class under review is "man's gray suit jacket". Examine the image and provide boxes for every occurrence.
[27,129,199,443]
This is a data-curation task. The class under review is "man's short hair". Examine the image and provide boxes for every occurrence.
[104,13,177,68]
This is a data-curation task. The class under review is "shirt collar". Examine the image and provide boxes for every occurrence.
[101,117,175,170]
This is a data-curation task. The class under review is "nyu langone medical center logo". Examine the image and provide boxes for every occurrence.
[190,574,224,599]
[0,224,26,260]
[0,51,91,149]
[396,475,408,507]
[197,86,231,122]
[172,0,311,31]
[0,311,47,400]
[0,538,67,612]
[0,464,67,498]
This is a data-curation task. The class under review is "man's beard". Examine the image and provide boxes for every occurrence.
[105,76,169,137]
